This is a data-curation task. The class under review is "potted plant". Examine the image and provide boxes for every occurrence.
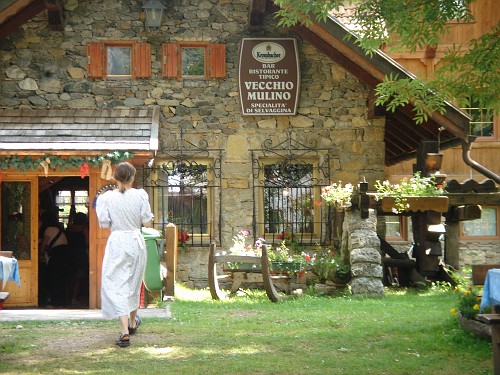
[452,284,491,339]
[320,181,354,211]
[374,172,448,213]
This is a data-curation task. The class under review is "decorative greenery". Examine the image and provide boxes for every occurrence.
[320,181,353,209]
[374,172,445,213]
[0,151,133,172]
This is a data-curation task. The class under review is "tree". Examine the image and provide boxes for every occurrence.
[274,0,500,123]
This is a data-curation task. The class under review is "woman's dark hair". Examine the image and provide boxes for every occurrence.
[114,162,136,193]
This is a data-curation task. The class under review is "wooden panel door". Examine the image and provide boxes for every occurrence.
[88,171,112,309]
[1,177,38,306]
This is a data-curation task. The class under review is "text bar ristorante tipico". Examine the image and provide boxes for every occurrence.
[239,38,300,116]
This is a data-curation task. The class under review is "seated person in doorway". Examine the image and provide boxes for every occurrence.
[66,212,90,306]
[39,209,72,307]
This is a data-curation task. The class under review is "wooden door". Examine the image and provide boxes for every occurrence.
[1,177,38,306]
[88,171,112,309]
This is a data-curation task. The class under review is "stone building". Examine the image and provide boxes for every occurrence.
[0,0,472,308]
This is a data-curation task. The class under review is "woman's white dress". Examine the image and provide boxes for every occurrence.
[96,188,154,318]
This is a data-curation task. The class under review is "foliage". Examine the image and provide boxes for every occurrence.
[308,248,350,283]
[274,0,499,121]
[374,172,445,213]
[177,230,190,253]
[452,284,483,319]
[0,151,133,171]
[320,181,353,209]
[374,74,447,124]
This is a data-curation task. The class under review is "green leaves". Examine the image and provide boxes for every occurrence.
[374,74,446,124]
[0,151,133,172]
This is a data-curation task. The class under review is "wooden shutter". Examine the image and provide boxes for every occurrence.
[133,42,151,78]
[86,42,104,78]
[162,43,179,79]
[208,43,226,78]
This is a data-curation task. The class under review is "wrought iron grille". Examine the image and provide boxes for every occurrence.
[142,130,222,247]
[251,129,333,247]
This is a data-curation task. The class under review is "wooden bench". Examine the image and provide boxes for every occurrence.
[477,314,500,375]
[208,243,295,302]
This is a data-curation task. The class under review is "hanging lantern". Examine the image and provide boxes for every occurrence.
[142,0,166,28]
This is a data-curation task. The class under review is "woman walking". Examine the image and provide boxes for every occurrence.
[96,162,154,347]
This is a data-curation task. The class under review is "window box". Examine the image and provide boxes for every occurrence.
[381,196,449,213]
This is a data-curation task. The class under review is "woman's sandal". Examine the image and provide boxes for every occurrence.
[128,316,142,335]
[115,333,130,347]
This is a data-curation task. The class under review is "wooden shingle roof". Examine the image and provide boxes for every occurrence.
[0,107,159,152]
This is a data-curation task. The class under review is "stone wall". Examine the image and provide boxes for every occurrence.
[0,0,387,287]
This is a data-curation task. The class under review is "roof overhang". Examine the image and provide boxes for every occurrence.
[0,106,160,163]
[253,2,471,166]
[0,0,64,38]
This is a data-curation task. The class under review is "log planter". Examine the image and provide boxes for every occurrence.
[457,313,492,340]
[381,196,449,213]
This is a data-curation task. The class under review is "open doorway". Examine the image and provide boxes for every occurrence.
[38,176,90,308]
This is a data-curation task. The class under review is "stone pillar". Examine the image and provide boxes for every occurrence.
[343,208,384,295]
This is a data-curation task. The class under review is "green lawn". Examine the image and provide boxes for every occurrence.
[0,286,493,374]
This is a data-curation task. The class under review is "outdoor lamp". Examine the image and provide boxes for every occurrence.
[143,0,166,28]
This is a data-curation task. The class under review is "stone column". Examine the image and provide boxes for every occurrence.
[342,208,384,295]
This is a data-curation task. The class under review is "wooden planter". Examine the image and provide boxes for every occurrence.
[457,313,491,340]
[223,261,303,274]
[381,196,449,213]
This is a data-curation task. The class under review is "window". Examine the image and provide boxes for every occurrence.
[149,160,214,245]
[86,41,151,79]
[462,100,495,138]
[382,215,408,241]
[55,190,89,228]
[260,161,322,245]
[461,207,499,239]
[162,42,225,79]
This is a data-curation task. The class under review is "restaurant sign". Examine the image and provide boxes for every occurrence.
[239,38,300,116]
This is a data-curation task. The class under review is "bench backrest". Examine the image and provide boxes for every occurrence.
[472,264,500,285]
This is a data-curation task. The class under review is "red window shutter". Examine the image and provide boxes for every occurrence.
[86,42,104,78]
[208,43,226,78]
[162,43,179,79]
[133,43,151,78]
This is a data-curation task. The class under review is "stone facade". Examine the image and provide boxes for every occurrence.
[0,0,387,288]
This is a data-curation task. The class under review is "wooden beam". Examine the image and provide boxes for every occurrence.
[293,24,380,88]
[447,193,500,206]
[248,0,266,26]
[45,0,64,31]
[0,0,45,39]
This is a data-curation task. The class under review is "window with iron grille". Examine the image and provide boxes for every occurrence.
[251,130,332,247]
[142,158,220,247]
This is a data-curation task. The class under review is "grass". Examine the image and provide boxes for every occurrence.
[0,285,493,375]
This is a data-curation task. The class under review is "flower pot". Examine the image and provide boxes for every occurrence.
[381,196,449,213]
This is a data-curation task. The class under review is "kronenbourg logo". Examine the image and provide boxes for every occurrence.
[251,42,286,64]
